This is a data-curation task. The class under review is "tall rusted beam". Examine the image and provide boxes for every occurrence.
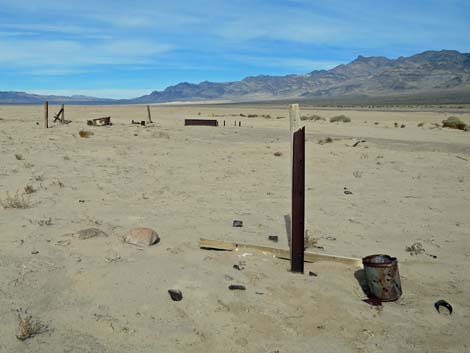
[291,126,305,273]
[61,104,65,123]
[44,101,49,129]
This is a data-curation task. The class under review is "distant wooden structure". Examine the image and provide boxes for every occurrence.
[184,119,218,127]
[87,117,112,126]
[53,104,65,123]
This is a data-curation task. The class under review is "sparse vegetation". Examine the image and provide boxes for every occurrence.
[16,309,48,341]
[318,137,333,145]
[79,130,94,138]
[405,242,425,255]
[442,116,467,131]
[15,153,24,160]
[247,114,258,118]
[330,115,351,123]
[400,124,406,128]
[24,184,36,194]
[301,114,325,121]
[0,191,31,209]
[276,116,286,119]
[417,122,424,127]
[273,152,282,157]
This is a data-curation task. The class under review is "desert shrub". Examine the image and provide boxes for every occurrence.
[442,116,467,130]
[15,154,24,160]
[24,185,36,194]
[318,137,333,145]
[273,152,282,157]
[301,114,324,121]
[247,114,258,118]
[16,309,48,341]
[79,130,94,138]
[417,122,424,127]
[330,115,351,123]
[0,191,31,209]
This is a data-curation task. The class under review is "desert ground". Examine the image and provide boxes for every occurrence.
[0,103,469,353]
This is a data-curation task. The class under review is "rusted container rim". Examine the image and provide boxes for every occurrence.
[362,254,397,268]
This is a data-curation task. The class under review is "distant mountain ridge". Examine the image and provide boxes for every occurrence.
[131,50,470,103]
[1,50,470,104]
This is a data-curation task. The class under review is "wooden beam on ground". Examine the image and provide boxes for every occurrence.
[291,126,305,273]
[199,238,362,267]
[185,119,218,126]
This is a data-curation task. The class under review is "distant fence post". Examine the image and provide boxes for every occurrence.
[61,104,65,123]
[291,126,305,273]
[44,101,49,129]
[147,105,153,123]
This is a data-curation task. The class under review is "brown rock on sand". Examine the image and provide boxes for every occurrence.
[125,227,159,247]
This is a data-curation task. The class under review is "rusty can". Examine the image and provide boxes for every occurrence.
[362,254,402,301]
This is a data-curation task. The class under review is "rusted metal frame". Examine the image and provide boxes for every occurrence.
[184,119,218,126]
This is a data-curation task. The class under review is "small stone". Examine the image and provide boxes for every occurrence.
[233,220,243,227]
[77,228,108,239]
[268,235,278,242]
[168,289,183,301]
[125,227,159,247]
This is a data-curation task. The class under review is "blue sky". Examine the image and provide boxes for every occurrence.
[0,0,469,98]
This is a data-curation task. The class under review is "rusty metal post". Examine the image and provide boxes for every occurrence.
[147,105,153,123]
[44,101,49,129]
[291,126,305,273]
[239,121,241,127]
[61,104,65,123]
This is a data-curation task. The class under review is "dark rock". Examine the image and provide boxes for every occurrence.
[232,220,243,227]
[168,289,183,301]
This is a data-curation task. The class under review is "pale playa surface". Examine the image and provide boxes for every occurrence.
[0,104,469,353]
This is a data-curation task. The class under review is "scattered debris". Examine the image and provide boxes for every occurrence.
[268,235,279,242]
[352,139,366,147]
[434,300,452,315]
[456,156,468,162]
[344,187,353,195]
[229,285,246,291]
[16,309,48,341]
[104,256,122,263]
[168,289,183,301]
[131,120,146,126]
[125,227,159,247]
[405,242,425,255]
[233,264,244,271]
[0,191,31,209]
[15,153,24,160]
[232,220,243,228]
[87,117,112,126]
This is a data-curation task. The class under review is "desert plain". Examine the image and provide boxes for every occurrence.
[0,103,469,353]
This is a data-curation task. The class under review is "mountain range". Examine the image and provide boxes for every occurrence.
[1,50,470,105]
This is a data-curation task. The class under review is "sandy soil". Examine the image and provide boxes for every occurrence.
[0,104,469,353]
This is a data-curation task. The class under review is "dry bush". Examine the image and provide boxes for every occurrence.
[304,231,320,250]
[330,115,351,123]
[0,191,31,209]
[24,184,36,194]
[276,116,286,119]
[301,114,324,121]
[273,152,282,157]
[15,154,24,160]
[239,113,246,117]
[405,242,425,255]
[318,137,333,145]
[417,122,424,127]
[79,130,94,138]
[442,116,467,130]
[262,114,271,119]
[247,114,258,118]
[16,309,48,341]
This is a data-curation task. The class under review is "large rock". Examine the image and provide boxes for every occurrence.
[125,227,159,247]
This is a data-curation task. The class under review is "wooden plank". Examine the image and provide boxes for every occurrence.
[199,238,362,267]
[291,126,305,273]
[185,119,218,126]
[61,104,65,123]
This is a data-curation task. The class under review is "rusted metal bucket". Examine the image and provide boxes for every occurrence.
[362,254,402,301]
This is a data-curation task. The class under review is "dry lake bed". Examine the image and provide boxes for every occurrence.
[0,104,469,353]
